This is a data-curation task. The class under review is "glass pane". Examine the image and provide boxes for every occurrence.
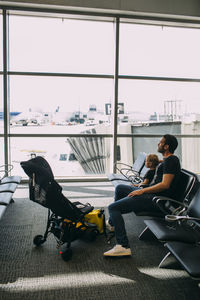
[118,79,200,126]
[120,23,200,78]
[117,136,200,175]
[11,137,112,177]
[0,75,3,133]
[9,14,114,74]
[9,76,113,134]
[116,137,135,167]
[130,128,181,163]
[0,137,4,166]
[117,135,181,167]
[0,11,2,71]
[181,137,200,173]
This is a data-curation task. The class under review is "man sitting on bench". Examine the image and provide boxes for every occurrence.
[104,134,181,257]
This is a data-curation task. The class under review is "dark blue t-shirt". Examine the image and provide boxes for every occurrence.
[150,155,181,197]
[143,169,156,184]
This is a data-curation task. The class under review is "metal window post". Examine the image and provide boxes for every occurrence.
[113,17,119,173]
[3,9,9,168]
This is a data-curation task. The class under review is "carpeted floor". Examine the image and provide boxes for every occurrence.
[0,182,200,300]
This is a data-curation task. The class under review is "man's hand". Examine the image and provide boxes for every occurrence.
[128,173,175,197]
[128,189,144,197]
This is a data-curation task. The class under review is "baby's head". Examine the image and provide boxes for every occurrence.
[145,154,159,169]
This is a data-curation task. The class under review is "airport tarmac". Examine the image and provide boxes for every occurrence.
[1,122,98,178]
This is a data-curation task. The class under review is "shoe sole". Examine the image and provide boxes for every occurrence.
[104,252,131,257]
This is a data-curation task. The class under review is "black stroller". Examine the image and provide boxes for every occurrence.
[20,156,104,261]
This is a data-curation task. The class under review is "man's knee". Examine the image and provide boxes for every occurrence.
[108,202,115,212]
[115,184,125,193]
[108,200,120,214]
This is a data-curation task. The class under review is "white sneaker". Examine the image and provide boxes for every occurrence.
[104,244,131,257]
[106,220,114,232]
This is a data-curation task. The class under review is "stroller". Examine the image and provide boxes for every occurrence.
[20,156,105,261]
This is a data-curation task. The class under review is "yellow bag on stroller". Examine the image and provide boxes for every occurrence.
[84,209,105,234]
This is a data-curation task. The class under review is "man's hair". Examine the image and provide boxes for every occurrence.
[163,134,178,153]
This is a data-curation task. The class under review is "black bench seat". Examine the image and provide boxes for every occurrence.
[0,174,21,221]
[165,241,200,279]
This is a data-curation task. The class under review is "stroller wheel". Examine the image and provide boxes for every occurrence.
[60,247,73,261]
[33,235,45,246]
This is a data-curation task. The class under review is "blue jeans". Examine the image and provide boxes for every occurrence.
[108,184,159,247]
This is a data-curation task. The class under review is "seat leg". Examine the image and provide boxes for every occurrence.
[159,251,183,269]
[139,226,158,241]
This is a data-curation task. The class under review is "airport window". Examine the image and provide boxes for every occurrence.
[9,15,114,74]
[117,134,200,174]
[10,136,112,177]
[10,137,87,177]
[9,76,113,134]
[1,7,200,178]
[118,79,200,125]
[0,137,4,165]
[7,13,115,178]
[0,12,2,134]
[0,13,2,68]
[118,23,200,174]
[0,76,2,134]
[0,12,2,71]
[119,23,200,78]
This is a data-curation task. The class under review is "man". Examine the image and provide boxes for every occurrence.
[104,134,181,257]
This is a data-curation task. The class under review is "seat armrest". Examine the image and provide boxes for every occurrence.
[152,196,186,215]
[118,168,138,176]
[117,167,139,181]
[114,162,132,169]
[153,196,186,207]
[165,214,200,223]
[0,164,14,179]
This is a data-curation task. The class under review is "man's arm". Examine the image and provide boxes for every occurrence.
[128,174,175,197]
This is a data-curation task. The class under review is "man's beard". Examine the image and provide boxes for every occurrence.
[158,147,165,154]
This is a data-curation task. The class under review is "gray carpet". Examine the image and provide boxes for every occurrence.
[0,183,200,300]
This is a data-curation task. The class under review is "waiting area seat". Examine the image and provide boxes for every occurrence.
[137,168,198,221]
[165,241,200,279]
[139,177,200,279]
[0,205,6,219]
[0,164,21,184]
[0,165,21,221]
[0,175,21,184]
[0,182,18,193]
[108,152,147,186]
